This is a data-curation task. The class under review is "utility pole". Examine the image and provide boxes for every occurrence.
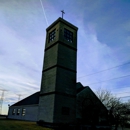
[16,94,22,101]
[0,89,8,115]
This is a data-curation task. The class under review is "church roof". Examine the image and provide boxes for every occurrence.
[11,92,40,106]
[46,17,78,31]
[11,82,107,111]
[77,83,108,111]
[76,82,87,93]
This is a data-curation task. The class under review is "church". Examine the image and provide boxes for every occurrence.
[8,17,108,125]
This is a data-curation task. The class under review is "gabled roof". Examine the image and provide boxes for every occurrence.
[10,82,107,111]
[11,92,40,107]
[76,82,108,111]
[76,82,87,93]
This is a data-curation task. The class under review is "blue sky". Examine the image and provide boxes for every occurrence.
[0,0,130,114]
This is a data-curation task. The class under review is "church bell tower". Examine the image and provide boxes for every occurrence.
[38,17,78,124]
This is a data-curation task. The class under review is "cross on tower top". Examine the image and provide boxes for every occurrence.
[61,10,65,19]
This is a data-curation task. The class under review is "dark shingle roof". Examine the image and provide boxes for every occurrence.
[11,92,40,106]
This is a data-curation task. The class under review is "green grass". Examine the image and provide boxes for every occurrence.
[0,119,53,130]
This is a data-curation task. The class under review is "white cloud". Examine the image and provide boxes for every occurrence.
[77,23,130,94]
[0,17,46,114]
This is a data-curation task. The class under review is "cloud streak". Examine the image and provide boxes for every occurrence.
[39,0,49,26]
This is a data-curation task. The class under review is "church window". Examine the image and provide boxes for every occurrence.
[62,107,70,115]
[22,108,26,116]
[17,109,20,115]
[64,28,73,43]
[49,29,56,42]
[12,109,15,115]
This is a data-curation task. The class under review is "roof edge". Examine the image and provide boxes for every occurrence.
[46,17,78,31]
[11,91,40,107]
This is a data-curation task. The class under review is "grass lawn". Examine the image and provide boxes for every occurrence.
[0,119,53,130]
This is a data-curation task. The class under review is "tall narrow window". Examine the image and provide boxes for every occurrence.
[12,109,15,115]
[64,28,73,43]
[49,29,56,42]
[22,108,26,116]
[17,109,20,115]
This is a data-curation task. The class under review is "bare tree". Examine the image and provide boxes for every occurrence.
[96,88,129,130]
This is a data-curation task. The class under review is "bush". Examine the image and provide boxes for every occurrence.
[125,122,130,128]
[37,120,44,126]
[57,124,70,130]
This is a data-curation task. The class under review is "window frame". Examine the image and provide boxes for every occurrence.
[49,29,56,43]
[64,28,73,43]
[12,108,16,115]
[17,108,20,115]
[22,108,26,116]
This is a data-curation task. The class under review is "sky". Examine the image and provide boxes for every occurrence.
[0,0,130,115]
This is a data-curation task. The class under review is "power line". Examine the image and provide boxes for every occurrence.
[119,96,130,98]
[113,92,130,95]
[107,86,130,91]
[87,74,130,85]
[78,61,130,79]
[16,94,22,101]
